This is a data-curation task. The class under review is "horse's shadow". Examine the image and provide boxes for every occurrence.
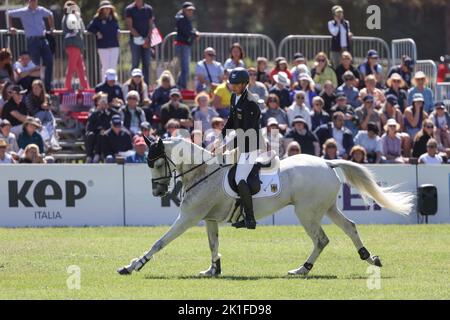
[143,274,340,281]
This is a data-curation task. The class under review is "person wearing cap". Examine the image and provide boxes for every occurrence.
[269,71,292,109]
[175,2,199,89]
[256,57,271,88]
[359,74,386,109]
[262,93,289,132]
[0,119,19,154]
[385,73,408,112]
[0,139,14,164]
[247,67,268,103]
[290,53,308,81]
[380,94,406,134]
[310,96,331,132]
[292,73,317,109]
[102,114,133,163]
[120,90,147,136]
[418,138,443,165]
[337,70,360,108]
[192,92,219,132]
[354,122,382,163]
[1,85,29,136]
[355,94,381,132]
[357,50,383,87]
[388,55,414,88]
[261,117,285,157]
[328,5,352,68]
[329,90,357,136]
[125,136,148,164]
[95,69,124,108]
[139,121,153,139]
[407,71,435,113]
[160,88,192,130]
[335,51,360,87]
[122,68,150,107]
[311,52,338,90]
[87,1,120,80]
[285,115,320,156]
[212,69,234,118]
[18,117,44,154]
[429,102,450,149]
[404,92,429,139]
[195,47,224,93]
[286,91,312,130]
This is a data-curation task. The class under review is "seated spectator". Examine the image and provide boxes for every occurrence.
[319,80,336,114]
[0,119,19,154]
[291,73,317,109]
[311,52,337,90]
[380,94,405,133]
[284,140,301,159]
[212,69,233,119]
[349,145,368,164]
[355,95,381,132]
[95,69,124,108]
[19,144,46,164]
[262,94,289,132]
[407,72,434,113]
[321,138,341,160]
[256,57,271,88]
[1,85,29,136]
[429,102,450,149]
[122,68,150,108]
[310,96,331,131]
[125,136,148,164]
[285,115,319,156]
[290,52,308,82]
[338,71,360,108]
[192,92,219,132]
[160,88,193,130]
[14,51,41,91]
[162,119,183,139]
[195,47,224,93]
[18,117,44,154]
[247,67,268,102]
[314,111,354,159]
[204,116,224,150]
[138,121,154,139]
[269,58,292,84]
[335,51,360,87]
[418,138,443,164]
[120,90,147,136]
[269,72,292,109]
[404,93,429,140]
[262,117,285,157]
[412,119,436,158]
[385,73,408,112]
[0,81,14,112]
[223,42,245,70]
[286,91,312,130]
[0,139,14,164]
[388,55,414,88]
[150,71,176,118]
[190,129,203,147]
[330,91,357,136]
[359,75,385,109]
[0,48,14,83]
[358,49,383,88]
[85,92,119,163]
[103,115,133,163]
[381,119,406,163]
[354,122,382,163]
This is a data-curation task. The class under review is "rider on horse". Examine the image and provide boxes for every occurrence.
[219,67,262,230]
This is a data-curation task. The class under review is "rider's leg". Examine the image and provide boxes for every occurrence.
[233,153,256,229]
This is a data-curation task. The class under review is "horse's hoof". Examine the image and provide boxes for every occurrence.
[288,267,310,276]
[199,258,221,277]
[373,256,383,267]
[199,268,219,277]
[117,267,132,275]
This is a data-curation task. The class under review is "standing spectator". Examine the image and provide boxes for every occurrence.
[285,116,319,156]
[0,139,14,164]
[120,90,146,136]
[247,67,268,102]
[174,2,198,89]
[328,5,352,68]
[354,122,383,163]
[125,0,154,85]
[430,102,450,149]
[212,69,233,119]
[381,119,406,164]
[310,96,331,132]
[286,91,312,130]
[95,69,124,107]
[290,53,308,82]
[314,111,354,159]
[359,75,385,109]
[319,80,336,114]
[87,1,120,80]
[122,68,150,106]
[0,48,14,83]
[388,55,414,88]
[337,71,360,108]
[358,50,383,88]
[103,115,133,163]
[329,91,357,136]
[284,140,301,158]
[256,57,271,88]
[404,93,429,140]
[355,95,381,132]
[349,145,367,164]
[407,71,435,113]
[311,52,337,90]
[125,136,148,163]
[291,74,317,109]
[269,72,291,109]
[160,88,193,130]
[418,139,443,164]
[0,119,19,154]
[269,58,292,83]
[437,55,450,83]
[14,51,41,91]
[335,51,360,87]
[224,43,245,70]
[18,117,44,154]
[150,71,176,118]
[195,47,224,93]
[322,138,341,160]
[8,0,55,92]
[1,85,29,136]
[62,1,89,90]
[262,94,289,132]
[412,120,436,158]
[192,92,219,132]
[385,73,408,112]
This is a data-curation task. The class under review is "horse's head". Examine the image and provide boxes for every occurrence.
[144,136,171,197]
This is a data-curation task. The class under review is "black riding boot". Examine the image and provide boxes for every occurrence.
[232,180,257,230]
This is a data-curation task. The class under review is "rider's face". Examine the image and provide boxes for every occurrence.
[231,83,246,95]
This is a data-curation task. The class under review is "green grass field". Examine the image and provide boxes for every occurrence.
[0,225,449,300]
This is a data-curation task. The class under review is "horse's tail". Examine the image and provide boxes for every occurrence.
[327,160,414,216]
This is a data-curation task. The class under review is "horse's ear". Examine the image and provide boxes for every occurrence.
[143,135,153,148]
[158,138,164,149]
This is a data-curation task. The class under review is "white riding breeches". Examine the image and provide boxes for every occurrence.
[235,150,259,185]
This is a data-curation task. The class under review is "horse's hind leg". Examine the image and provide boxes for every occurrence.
[288,209,329,276]
[199,220,222,277]
[326,204,382,267]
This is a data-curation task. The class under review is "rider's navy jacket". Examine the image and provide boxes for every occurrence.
[221,88,261,153]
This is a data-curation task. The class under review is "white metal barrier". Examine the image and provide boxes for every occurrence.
[391,38,417,66]
[415,60,438,93]
[435,82,450,109]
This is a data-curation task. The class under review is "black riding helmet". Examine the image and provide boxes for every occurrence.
[228,67,250,85]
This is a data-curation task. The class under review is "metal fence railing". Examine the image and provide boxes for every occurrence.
[391,38,417,66]
[278,35,392,71]
[415,60,438,93]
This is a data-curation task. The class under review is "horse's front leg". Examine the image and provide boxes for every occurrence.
[117,214,199,275]
[199,220,222,277]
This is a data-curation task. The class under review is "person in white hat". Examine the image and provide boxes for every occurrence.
[404,92,429,139]
[95,69,125,108]
[286,90,312,130]
[0,139,14,164]
[122,68,150,107]
[381,118,406,164]
[407,71,435,113]
[292,73,316,109]
[269,71,292,109]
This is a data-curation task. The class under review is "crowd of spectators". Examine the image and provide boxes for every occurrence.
[1,1,449,165]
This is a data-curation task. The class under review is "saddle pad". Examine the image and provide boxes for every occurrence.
[223,167,281,199]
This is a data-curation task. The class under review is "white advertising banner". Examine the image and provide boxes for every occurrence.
[417,165,450,223]
[0,165,124,227]
[274,165,418,225]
